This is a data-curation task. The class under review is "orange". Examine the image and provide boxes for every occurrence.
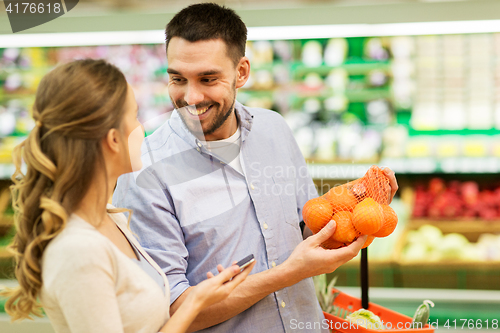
[325,185,358,213]
[373,205,398,237]
[351,180,367,202]
[321,238,344,250]
[362,235,375,249]
[302,197,333,234]
[352,198,383,235]
[330,211,359,244]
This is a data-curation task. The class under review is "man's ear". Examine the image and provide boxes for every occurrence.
[104,128,121,154]
[235,57,250,89]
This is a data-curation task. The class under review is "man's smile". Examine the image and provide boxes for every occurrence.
[187,105,213,116]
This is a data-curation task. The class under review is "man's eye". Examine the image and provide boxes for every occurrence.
[171,77,183,82]
[202,78,216,83]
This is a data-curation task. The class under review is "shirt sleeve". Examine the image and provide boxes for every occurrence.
[46,241,124,333]
[281,116,319,221]
[113,171,191,305]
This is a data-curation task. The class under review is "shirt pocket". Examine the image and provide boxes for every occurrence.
[272,175,300,229]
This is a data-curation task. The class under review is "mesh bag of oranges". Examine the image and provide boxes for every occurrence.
[302,165,398,249]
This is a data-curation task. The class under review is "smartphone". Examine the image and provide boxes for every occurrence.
[225,254,255,283]
[235,254,255,272]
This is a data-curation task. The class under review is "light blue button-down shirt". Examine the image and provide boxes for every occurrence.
[113,102,329,333]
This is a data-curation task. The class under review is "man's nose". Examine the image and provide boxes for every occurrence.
[184,83,204,106]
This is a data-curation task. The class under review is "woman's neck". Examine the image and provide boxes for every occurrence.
[73,172,117,227]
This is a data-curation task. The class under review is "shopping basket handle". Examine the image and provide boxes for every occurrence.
[361,247,369,309]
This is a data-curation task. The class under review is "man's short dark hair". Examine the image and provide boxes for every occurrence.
[165,3,247,66]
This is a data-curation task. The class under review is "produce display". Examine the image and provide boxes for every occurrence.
[346,309,384,330]
[401,224,500,262]
[1,34,500,295]
[313,274,338,315]
[403,177,500,264]
[412,178,500,220]
[0,45,172,173]
[319,286,437,332]
[302,165,398,249]
[411,300,434,329]
[2,34,500,173]
[244,35,500,163]
[0,189,14,262]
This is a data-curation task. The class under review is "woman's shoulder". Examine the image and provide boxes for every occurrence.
[42,215,118,289]
[106,203,130,229]
[43,215,114,267]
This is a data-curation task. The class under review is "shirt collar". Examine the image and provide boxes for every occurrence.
[168,101,254,151]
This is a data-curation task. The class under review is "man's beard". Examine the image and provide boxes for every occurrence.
[174,86,236,140]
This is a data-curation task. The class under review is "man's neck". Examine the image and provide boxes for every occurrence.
[202,110,239,142]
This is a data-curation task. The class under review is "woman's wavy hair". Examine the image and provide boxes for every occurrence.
[0,59,129,320]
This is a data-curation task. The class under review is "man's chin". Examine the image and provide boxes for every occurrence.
[181,119,212,139]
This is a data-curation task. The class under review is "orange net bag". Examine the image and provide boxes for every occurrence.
[302,165,397,249]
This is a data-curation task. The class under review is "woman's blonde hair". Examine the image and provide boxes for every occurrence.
[1,59,128,320]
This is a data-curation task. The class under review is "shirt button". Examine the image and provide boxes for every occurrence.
[196,148,200,152]
[271,261,276,268]
[197,142,202,148]
[220,161,225,165]
[250,183,255,190]
[263,223,268,230]
[281,301,286,308]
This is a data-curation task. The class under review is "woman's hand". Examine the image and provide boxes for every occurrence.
[188,261,256,310]
[159,261,255,333]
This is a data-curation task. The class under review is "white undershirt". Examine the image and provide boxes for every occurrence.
[200,127,245,175]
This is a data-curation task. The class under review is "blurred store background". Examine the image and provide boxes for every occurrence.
[1,0,500,332]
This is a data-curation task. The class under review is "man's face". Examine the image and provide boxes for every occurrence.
[167,37,239,141]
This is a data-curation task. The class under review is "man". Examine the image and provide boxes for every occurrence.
[113,3,398,332]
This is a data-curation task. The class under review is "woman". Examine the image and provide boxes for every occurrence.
[1,59,255,333]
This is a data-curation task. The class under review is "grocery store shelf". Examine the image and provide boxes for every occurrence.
[0,164,26,181]
[0,249,12,260]
[292,61,391,78]
[0,95,35,103]
[307,162,374,180]
[4,158,499,180]
[379,157,500,174]
[0,285,498,332]
[409,128,500,136]
[306,158,500,180]
[0,217,12,228]
[408,219,500,235]
[7,19,500,47]
[0,165,15,181]
[337,286,500,304]
[292,88,392,104]
[3,0,500,35]
[0,279,17,288]
[336,286,500,325]
[0,314,54,333]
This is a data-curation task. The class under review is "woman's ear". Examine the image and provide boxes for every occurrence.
[104,128,121,154]
[235,57,251,89]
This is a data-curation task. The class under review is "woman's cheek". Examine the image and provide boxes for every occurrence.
[128,125,144,171]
